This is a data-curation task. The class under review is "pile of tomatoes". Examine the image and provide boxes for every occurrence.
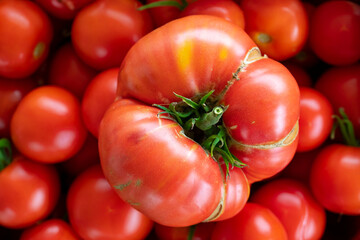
[0,0,359,239]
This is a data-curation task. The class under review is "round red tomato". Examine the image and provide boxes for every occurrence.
[99,15,299,226]
[71,0,154,70]
[10,86,87,163]
[0,0,53,79]
[35,0,94,19]
[310,144,360,215]
[67,165,154,240]
[315,64,360,138]
[81,68,118,138]
[297,87,333,152]
[48,43,98,99]
[309,1,360,66]
[20,219,80,240]
[211,202,288,240]
[0,155,60,229]
[240,0,308,61]
[251,178,326,240]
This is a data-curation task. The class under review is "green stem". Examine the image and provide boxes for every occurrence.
[331,108,359,147]
[195,106,226,131]
[138,0,186,11]
[187,225,196,240]
[0,138,12,171]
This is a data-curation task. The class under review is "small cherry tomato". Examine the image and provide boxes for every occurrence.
[309,1,360,66]
[0,0,53,79]
[67,165,154,240]
[211,202,288,240]
[10,86,87,163]
[0,154,60,229]
[20,219,80,240]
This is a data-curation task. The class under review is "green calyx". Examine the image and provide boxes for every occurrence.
[154,90,246,176]
[138,0,188,11]
[0,138,12,171]
[331,108,359,147]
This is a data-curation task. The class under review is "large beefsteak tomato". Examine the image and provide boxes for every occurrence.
[99,15,300,227]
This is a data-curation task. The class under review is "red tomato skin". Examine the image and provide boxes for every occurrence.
[297,87,333,152]
[35,0,95,19]
[71,0,154,70]
[10,86,87,163]
[283,62,312,87]
[81,68,118,138]
[222,59,300,183]
[99,99,227,227]
[310,144,360,215]
[48,43,98,99]
[180,0,245,29]
[117,15,257,104]
[314,64,360,138]
[67,165,154,240]
[0,156,60,229]
[309,1,360,66]
[251,179,326,240]
[211,202,288,240]
[241,0,308,61]
[20,219,80,240]
[0,77,37,138]
[0,0,53,79]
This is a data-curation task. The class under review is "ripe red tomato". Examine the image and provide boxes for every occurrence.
[81,68,118,138]
[99,15,299,226]
[10,86,87,163]
[315,64,360,138]
[0,78,37,138]
[310,144,360,215]
[48,43,98,99]
[67,165,154,240]
[179,0,245,29]
[35,0,94,19]
[71,0,154,70]
[251,178,326,240]
[0,0,53,79]
[240,0,308,61]
[20,219,80,240]
[0,155,60,229]
[309,1,360,66]
[211,202,288,240]
[297,87,333,152]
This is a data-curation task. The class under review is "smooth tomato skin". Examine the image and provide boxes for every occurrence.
[35,0,95,19]
[10,86,87,163]
[0,78,37,138]
[67,165,154,240]
[99,99,227,226]
[211,202,288,240]
[81,68,118,138]
[0,156,60,229]
[155,222,216,240]
[223,58,300,183]
[241,0,308,61]
[297,87,333,152]
[309,1,360,66]
[283,62,312,87]
[310,144,360,215]
[117,15,257,104]
[315,64,360,138]
[251,179,326,240]
[48,43,98,99]
[20,219,80,240]
[180,0,245,29]
[71,0,154,70]
[0,0,53,79]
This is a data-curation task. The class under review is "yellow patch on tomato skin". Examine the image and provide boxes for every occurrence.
[219,47,228,61]
[177,40,193,72]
